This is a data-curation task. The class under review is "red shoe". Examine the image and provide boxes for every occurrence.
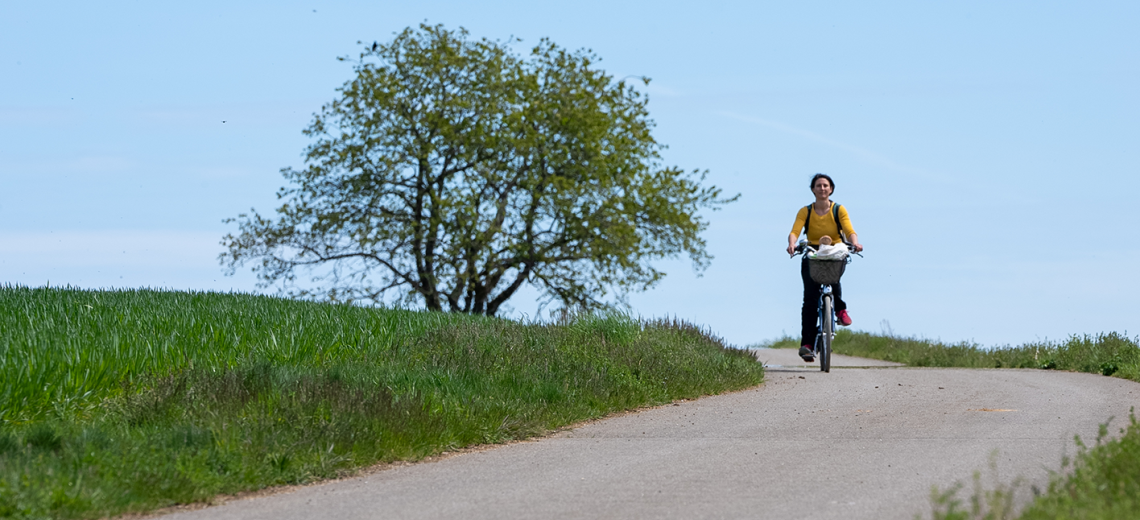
[837,309,852,326]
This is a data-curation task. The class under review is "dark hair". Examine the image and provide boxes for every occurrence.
[810,173,835,193]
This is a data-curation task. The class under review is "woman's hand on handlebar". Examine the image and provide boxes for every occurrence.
[786,244,796,256]
[840,240,864,254]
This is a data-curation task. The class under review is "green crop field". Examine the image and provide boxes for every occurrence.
[0,285,764,519]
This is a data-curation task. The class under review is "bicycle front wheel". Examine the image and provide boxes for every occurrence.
[820,295,833,373]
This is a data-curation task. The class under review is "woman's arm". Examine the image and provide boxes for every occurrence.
[787,206,808,255]
[836,205,862,252]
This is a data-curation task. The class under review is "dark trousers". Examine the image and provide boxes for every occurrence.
[801,257,846,347]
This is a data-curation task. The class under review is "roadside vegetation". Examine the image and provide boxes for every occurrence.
[0,285,763,519]
[1016,410,1139,519]
[765,330,1140,519]
[925,411,1140,520]
[765,329,1140,382]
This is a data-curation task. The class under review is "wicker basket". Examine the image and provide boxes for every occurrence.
[808,258,846,285]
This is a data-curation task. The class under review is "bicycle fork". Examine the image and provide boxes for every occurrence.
[817,285,835,336]
[815,285,836,372]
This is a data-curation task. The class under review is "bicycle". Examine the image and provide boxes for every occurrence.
[792,240,860,373]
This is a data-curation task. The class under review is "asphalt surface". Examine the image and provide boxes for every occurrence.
[163,349,1140,520]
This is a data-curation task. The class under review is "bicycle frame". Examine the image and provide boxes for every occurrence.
[815,284,836,373]
[792,240,859,373]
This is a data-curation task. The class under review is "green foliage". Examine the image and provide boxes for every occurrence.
[765,330,1140,382]
[924,452,1025,520]
[1018,410,1140,519]
[0,285,762,518]
[920,413,1140,520]
[221,24,735,315]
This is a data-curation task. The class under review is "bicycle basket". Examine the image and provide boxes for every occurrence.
[808,258,846,285]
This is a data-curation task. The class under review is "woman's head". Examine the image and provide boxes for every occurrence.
[810,173,834,196]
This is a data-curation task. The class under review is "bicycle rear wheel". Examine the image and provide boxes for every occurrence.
[820,295,833,373]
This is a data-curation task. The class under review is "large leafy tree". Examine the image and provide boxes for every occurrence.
[221,24,735,315]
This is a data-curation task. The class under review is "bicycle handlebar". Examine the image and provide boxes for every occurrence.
[791,241,863,258]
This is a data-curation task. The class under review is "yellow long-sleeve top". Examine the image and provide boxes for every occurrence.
[790,202,855,246]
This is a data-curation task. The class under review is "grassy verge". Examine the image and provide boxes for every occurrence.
[764,330,1140,382]
[763,330,1140,519]
[926,411,1140,520]
[0,286,763,519]
[1016,410,1140,519]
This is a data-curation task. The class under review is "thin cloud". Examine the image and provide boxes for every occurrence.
[0,107,83,126]
[718,111,949,182]
[189,166,258,179]
[644,83,682,98]
[0,155,134,176]
[0,230,221,268]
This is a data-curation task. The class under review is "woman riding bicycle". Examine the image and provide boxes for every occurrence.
[786,173,864,362]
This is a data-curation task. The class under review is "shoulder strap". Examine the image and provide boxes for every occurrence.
[832,203,842,241]
[804,204,813,233]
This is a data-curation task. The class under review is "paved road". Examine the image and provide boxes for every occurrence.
[163,349,1140,520]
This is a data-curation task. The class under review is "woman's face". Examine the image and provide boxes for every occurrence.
[812,178,833,198]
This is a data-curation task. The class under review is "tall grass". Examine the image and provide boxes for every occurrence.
[764,330,1140,382]
[1018,410,1140,519]
[0,286,763,519]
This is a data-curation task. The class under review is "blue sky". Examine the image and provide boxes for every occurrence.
[3,1,1137,347]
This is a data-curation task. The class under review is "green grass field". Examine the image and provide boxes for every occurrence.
[0,285,764,519]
